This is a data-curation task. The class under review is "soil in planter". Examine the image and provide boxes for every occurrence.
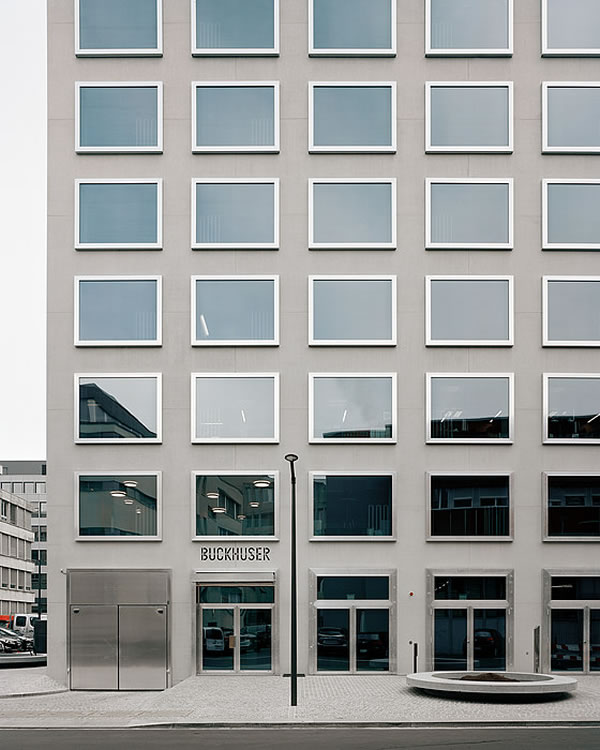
[459,672,520,683]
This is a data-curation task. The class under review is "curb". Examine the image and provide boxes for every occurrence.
[132,720,600,729]
[0,689,68,700]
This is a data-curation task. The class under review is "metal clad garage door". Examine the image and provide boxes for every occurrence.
[118,605,168,690]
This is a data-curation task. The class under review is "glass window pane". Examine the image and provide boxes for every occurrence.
[473,609,506,671]
[202,609,234,671]
[548,477,600,537]
[195,279,275,343]
[357,609,389,671]
[240,609,272,671]
[313,0,392,51]
[317,609,349,671]
[551,610,583,671]
[317,576,389,600]
[546,0,600,51]
[430,0,509,51]
[79,183,158,246]
[194,183,275,245]
[431,476,510,537]
[79,86,158,148]
[430,182,509,245]
[547,87,600,149]
[79,0,158,50]
[434,576,507,600]
[78,279,158,342]
[78,474,157,537]
[195,0,274,50]
[312,279,393,341]
[591,611,600,671]
[312,183,393,246]
[312,376,393,440]
[434,609,467,670]
[430,376,510,440]
[547,377,600,440]
[313,475,392,537]
[547,280,600,342]
[430,279,510,342]
[430,86,510,148]
[78,376,158,440]
[195,474,275,536]
[547,184,600,245]
[195,86,275,148]
[199,586,274,604]
[551,577,600,600]
[313,86,393,148]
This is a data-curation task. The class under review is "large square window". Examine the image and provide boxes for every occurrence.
[192,374,279,443]
[76,374,161,443]
[310,374,396,443]
[76,83,162,153]
[309,276,396,345]
[309,83,396,153]
[544,277,600,346]
[76,180,161,250]
[192,179,278,249]
[546,474,600,539]
[192,0,278,55]
[543,180,600,249]
[426,179,512,249]
[426,82,513,153]
[192,276,278,345]
[76,0,161,56]
[427,276,513,346]
[309,0,395,56]
[193,82,279,152]
[76,276,161,346]
[77,473,160,539]
[427,374,513,443]
[543,0,600,56]
[426,0,512,56]
[545,375,600,442]
[543,83,600,153]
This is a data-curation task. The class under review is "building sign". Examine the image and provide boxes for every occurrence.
[200,546,271,562]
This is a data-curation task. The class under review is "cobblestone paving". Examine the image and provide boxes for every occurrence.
[0,668,66,698]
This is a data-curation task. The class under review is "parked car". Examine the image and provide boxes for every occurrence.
[9,613,46,637]
[463,629,505,658]
[239,632,258,652]
[203,627,225,653]
[317,627,348,650]
[357,632,388,659]
[0,626,33,653]
[0,629,23,653]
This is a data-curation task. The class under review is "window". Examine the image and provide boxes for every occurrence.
[426,179,513,249]
[192,276,279,345]
[433,575,507,600]
[76,82,162,153]
[76,374,161,443]
[76,0,162,56]
[194,473,277,538]
[77,473,160,540]
[426,276,513,346]
[309,83,396,153]
[544,375,600,443]
[543,180,600,250]
[192,374,279,443]
[192,0,278,55]
[192,179,278,249]
[426,0,512,56]
[76,180,161,250]
[426,82,513,153]
[309,0,395,56]
[75,276,161,346]
[427,374,513,443]
[543,0,600,56]
[309,276,396,345]
[429,474,511,539]
[545,474,600,539]
[543,83,600,153]
[309,374,396,443]
[192,82,279,152]
[309,179,396,249]
[544,277,600,346]
[311,473,394,539]
[32,550,47,566]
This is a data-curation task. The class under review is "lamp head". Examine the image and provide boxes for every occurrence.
[284,453,299,463]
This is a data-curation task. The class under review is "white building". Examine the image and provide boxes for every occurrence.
[0,486,35,619]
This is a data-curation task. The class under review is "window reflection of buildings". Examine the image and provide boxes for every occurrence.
[195,476,274,536]
[79,382,156,439]
[79,478,157,536]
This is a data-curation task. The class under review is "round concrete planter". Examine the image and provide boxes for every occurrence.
[407,671,577,697]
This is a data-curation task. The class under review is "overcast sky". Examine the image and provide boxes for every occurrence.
[0,0,46,459]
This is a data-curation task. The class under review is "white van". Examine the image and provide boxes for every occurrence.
[203,626,225,652]
[10,613,46,636]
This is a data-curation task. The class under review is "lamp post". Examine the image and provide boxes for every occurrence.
[284,453,299,707]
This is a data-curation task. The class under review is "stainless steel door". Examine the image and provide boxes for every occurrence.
[118,605,167,690]
[70,605,118,690]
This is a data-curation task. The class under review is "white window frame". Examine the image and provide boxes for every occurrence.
[74,275,162,347]
[542,179,600,250]
[425,0,513,57]
[191,275,280,346]
[75,178,162,250]
[544,472,600,542]
[74,372,162,444]
[191,178,279,250]
[427,471,513,542]
[191,470,280,541]
[308,275,397,346]
[75,82,163,154]
[75,0,163,57]
[308,0,396,57]
[309,470,396,541]
[542,0,600,57]
[191,373,280,444]
[75,471,162,541]
[426,372,514,444]
[191,81,280,153]
[308,82,397,153]
[425,81,514,153]
[543,373,600,444]
[543,276,600,347]
[308,178,397,250]
[426,275,514,346]
[543,82,600,154]
[191,0,279,56]
[309,372,397,444]
[425,178,513,250]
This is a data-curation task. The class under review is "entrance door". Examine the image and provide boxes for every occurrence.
[434,608,506,671]
[119,605,168,690]
[316,608,390,672]
[200,607,273,672]
[70,605,118,690]
[551,608,600,671]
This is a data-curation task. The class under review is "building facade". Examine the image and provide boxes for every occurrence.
[48,0,600,689]
[0,486,35,619]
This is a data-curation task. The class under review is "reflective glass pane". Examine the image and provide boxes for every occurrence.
[79,474,157,536]
[547,0,600,51]
[430,0,509,50]
[551,577,600,600]
[312,376,393,440]
[473,609,506,670]
[312,279,393,341]
[198,586,275,604]
[312,183,393,245]
[551,610,583,671]
[195,0,274,49]
[430,377,510,440]
[313,0,392,50]
[430,279,510,342]
[78,376,158,440]
[79,87,158,148]
[547,280,600,342]
[240,609,271,671]
[194,377,276,440]
[79,0,158,50]
[434,576,506,600]
[78,280,158,342]
[317,609,349,671]
[430,182,509,245]
[313,475,392,536]
[434,609,467,670]
[431,476,510,537]
[430,86,509,148]
[313,86,393,147]
[195,279,275,342]
[317,576,389,600]
[547,377,600,440]
[202,609,234,671]
[357,609,389,671]
[195,86,275,147]
[547,87,600,148]
[79,183,158,245]
[547,184,600,245]
[195,474,275,536]
[195,183,275,245]
[591,611,600,671]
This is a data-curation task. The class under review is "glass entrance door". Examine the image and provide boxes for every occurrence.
[434,608,506,671]
[551,608,600,672]
[316,608,389,672]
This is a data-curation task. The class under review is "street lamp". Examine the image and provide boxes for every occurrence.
[284,453,299,707]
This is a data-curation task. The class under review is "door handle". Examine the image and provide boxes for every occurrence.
[73,608,80,614]
[228,635,236,649]
[157,608,164,615]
